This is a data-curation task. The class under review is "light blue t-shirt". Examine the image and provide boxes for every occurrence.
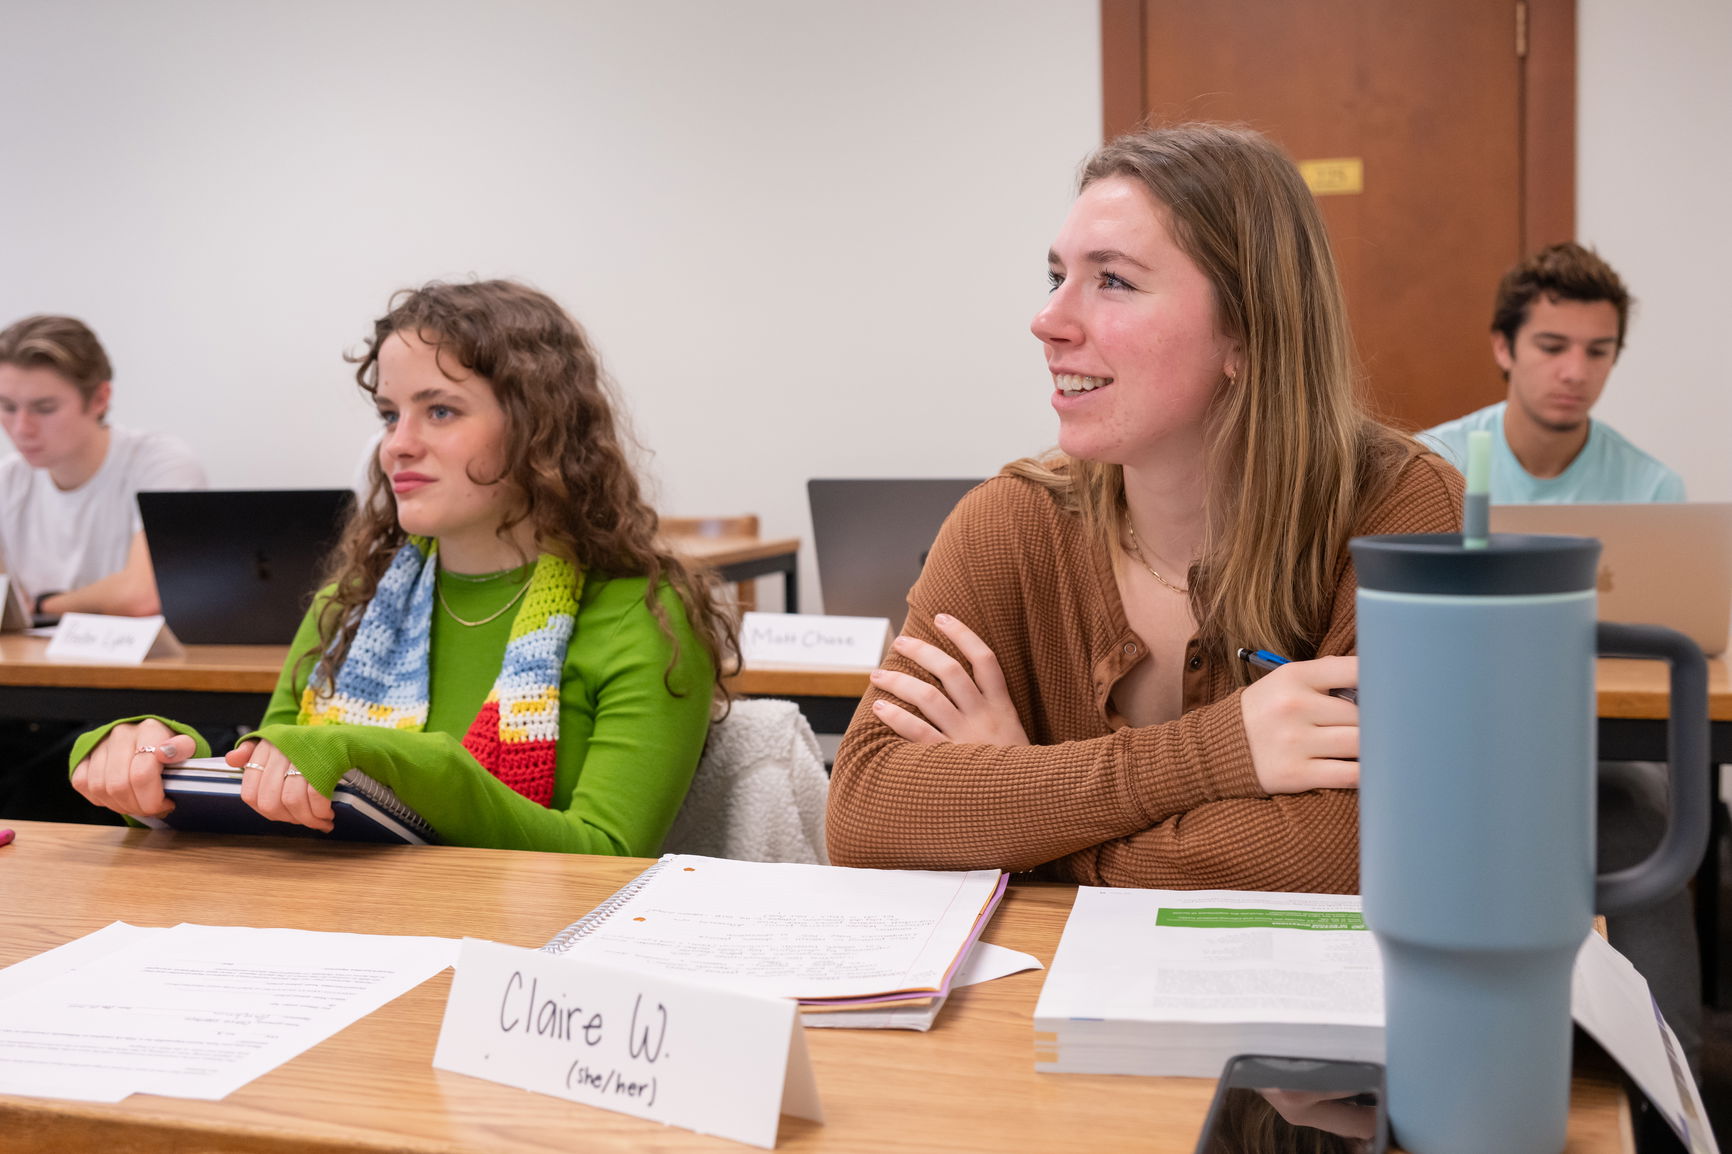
[1419,402,1685,503]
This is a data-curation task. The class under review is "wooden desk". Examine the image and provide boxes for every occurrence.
[0,635,285,724]
[0,633,864,730]
[1594,652,1732,1005]
[0,821,1633,1153]
[724,665,871,732]
[668,533,801,613]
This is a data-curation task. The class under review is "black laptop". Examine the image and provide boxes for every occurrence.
[806,478,982,625]
[138,489,354,645]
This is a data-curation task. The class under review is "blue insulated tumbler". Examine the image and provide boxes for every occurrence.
[1351,532,1708,1154]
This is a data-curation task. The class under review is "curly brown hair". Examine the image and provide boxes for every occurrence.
[310,279,737,701]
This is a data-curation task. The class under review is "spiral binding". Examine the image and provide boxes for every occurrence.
[336,770,437,841]
[539,854,673,954]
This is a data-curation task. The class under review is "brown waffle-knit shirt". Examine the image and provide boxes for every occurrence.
[828,449,1464,893]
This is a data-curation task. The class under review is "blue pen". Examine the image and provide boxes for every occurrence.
[1236,647,1358,705]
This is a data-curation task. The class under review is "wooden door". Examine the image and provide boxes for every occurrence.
[1101,0,1575,432]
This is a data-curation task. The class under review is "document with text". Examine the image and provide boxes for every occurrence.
[544,854,1007,1006]
[0,923,458,1101]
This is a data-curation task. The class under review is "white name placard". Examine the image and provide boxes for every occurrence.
[45,613,183,664]
[739,612,890,670]
[433,938,823,1149]
[0,575,25,630]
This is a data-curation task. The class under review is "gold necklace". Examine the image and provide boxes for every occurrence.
[1124,526,1190,595]
[437,576,530,627]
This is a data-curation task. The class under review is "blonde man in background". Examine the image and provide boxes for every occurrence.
[0,314,205,619]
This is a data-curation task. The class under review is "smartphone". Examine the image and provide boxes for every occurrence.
[1193,1054,1388,1154]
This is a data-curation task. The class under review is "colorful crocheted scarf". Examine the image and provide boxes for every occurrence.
[298,540,581,806]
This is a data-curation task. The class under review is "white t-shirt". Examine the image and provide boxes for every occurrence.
[0,425,207,602]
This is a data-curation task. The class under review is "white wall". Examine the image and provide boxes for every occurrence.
[4,1,1725,616]
[0,0,1098,610]
[1579,0,1732,501]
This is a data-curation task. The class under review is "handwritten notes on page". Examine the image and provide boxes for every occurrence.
[0,922,457,1101]
[436,939,823,1149]
[544,855,1007,1007]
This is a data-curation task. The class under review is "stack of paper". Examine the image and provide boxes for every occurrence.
[1034,887,1718,1153]
[1034,888,1381,1077]
[544,854,1010,1015]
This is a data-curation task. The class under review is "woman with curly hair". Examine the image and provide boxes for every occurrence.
[70,280,735,853]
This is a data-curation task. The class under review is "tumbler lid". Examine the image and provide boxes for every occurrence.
[1351,533,1600,596]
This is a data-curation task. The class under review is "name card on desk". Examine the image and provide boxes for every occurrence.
[434,938,823,1149]
[739,612,889,670]
[0,575,29,631]
[44,613,184,664]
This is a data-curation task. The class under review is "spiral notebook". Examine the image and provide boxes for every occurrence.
[137,757,436,844]
[541,853,1007,1009]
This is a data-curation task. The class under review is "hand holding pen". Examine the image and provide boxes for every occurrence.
[1238,648,1358,705]
[1236,650,1361,794]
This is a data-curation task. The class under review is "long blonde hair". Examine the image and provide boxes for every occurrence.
[1010,124,1408,679]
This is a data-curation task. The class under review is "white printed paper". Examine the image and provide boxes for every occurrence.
[802,942,1043,1031]
[0,924,458,1101]
[44,612,183,663]
[435,938,823,1149]
[554,855,1003,1001]
[1573,933,1720,1154]
[739,611,889,670]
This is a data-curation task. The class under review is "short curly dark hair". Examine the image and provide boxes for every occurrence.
[1491,242,1632,353]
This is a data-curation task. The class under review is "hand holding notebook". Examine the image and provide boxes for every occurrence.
[138,757,435,844]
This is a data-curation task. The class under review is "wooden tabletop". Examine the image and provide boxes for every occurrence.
[1594,653,1732,721]
[0,634,287,694]
[0,822,1631,1153]
[667,534,801,569]
[4,634,1725,718]
[0,634,869,701]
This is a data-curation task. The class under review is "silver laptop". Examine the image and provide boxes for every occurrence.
[1488,503,1732,656]
[807,479,982,625]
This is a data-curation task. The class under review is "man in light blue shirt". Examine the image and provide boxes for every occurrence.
[1426,245,1702,1077]
[1421,243,1684,503]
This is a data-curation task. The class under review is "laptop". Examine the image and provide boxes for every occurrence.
[1488,502,1732,657]
[807,478,982,625]
[139,489,355,645]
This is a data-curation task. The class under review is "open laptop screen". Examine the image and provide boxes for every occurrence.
[1488,502,1731,657]
[139,489,354,646]
[807,478,981,626]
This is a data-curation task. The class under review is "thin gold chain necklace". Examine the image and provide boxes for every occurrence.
[1124,526,1190,595]
[437,576,530,627]
[442,565,523,584]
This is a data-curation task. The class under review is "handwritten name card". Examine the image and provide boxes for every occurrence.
[739,612,889,670]
[45,613,183,664]
[433,938,823,1149]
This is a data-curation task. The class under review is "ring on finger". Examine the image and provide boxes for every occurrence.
[285,768,304,778]
[135,745,157,754]
[242,761,268,771]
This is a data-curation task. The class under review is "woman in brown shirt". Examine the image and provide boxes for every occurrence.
[827,125,1462,892]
